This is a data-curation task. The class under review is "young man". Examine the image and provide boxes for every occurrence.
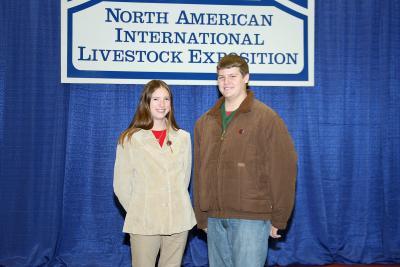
[194,54,297,267]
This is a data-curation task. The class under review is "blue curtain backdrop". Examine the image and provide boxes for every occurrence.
[1,1,399,266]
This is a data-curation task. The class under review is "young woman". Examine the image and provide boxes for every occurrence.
[113,80,196,267]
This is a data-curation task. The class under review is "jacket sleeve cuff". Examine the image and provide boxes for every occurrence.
[195,211,208,229]
[271,220,287,230]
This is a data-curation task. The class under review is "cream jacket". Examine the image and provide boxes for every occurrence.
[113,128,196,235]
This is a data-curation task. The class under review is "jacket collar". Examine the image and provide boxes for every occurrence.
[139,127,179,150]
[208,90,254,118]
[141,126,178,140]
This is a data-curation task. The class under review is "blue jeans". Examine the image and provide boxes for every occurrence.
[207,217,271,267]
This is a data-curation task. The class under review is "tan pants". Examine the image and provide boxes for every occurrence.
[129,231,188,267]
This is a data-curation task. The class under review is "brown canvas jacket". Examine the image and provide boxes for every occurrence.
[194,91,297,230]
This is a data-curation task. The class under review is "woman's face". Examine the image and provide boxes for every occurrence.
[149,87,171,122]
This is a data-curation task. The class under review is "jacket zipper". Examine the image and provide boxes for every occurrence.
[216,117,235,212]
[220,129,226,141]
[216,125,224,212]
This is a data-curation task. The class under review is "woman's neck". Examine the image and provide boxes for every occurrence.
[152,119,167,131]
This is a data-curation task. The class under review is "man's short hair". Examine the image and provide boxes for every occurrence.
[217,54,249,76]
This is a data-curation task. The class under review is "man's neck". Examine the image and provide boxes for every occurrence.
[224,92,247,112]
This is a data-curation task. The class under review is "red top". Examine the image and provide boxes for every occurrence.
[152,129,167,147]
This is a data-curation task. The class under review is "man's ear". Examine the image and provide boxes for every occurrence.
[244,73,250,84]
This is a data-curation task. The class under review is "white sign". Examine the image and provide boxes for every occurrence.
[61,0,314,86]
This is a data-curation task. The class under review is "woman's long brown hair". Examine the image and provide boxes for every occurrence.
[118,80,179,145]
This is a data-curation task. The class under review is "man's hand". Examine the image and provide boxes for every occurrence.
[269,225,281,239]
[203,228,207,233]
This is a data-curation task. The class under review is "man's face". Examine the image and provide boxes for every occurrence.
[217,67,249,102]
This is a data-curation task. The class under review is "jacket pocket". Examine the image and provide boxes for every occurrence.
[238,162,272,213]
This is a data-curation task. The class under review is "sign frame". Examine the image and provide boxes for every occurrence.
[61,0,314,86]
